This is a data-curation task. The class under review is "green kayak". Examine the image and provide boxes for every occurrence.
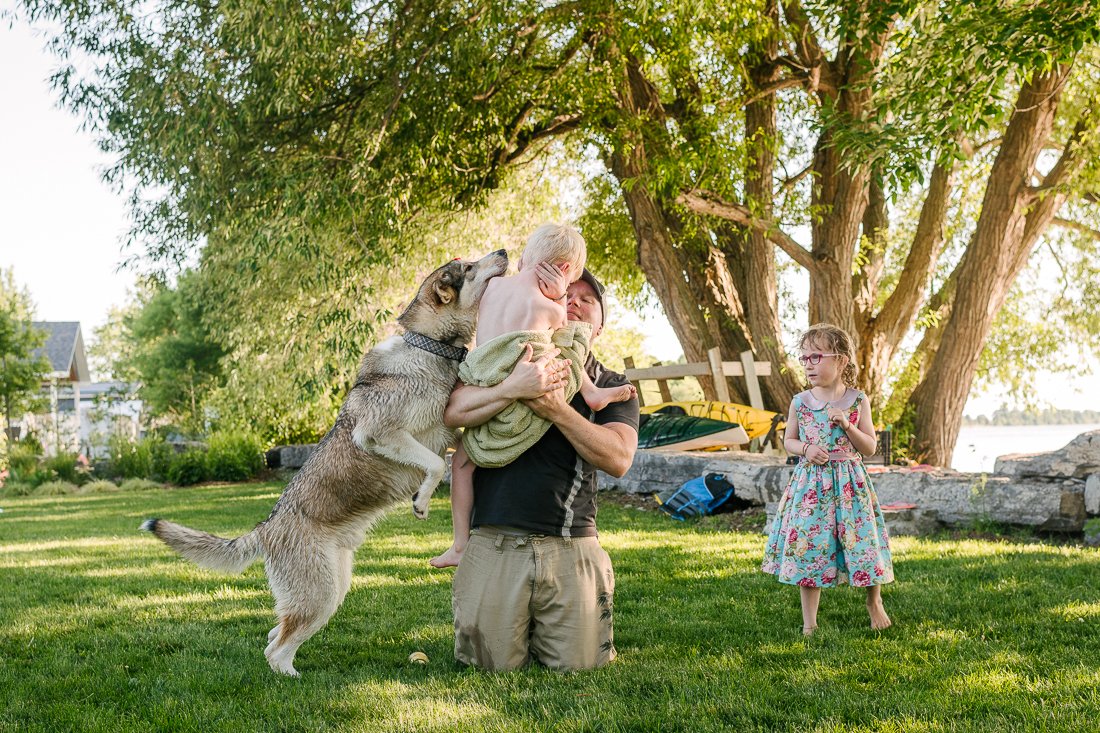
[637,413,750,451]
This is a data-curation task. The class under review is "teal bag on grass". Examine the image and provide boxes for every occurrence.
[654,473,749,520]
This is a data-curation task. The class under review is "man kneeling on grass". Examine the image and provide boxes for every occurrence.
[442,270,639,670]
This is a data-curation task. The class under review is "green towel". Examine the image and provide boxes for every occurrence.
[459,322,593,468]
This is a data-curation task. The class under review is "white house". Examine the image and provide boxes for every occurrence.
[19,322,141,456]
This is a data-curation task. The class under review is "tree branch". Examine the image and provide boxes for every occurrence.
[874,157,956,341]
[780,0,835,100]
[677,189,815,271]
[1052,216,1100,240]
[502,112,584,165]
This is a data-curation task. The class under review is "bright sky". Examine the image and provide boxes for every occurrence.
[2,20,1096,416]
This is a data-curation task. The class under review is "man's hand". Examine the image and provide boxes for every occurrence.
[535,262,570,301]
[501,344,571,400]
[522,385,571,422]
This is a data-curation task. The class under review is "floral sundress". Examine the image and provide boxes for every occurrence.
[761,389,894,588]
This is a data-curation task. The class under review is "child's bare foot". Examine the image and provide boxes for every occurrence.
[583,383,636,412]
[429,545,464,569]
[868,598,892,630]
[802,625,817,636]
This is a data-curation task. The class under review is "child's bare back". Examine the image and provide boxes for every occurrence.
[476,266,565,343]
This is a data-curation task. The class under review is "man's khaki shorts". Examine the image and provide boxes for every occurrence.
[452,528,616,671]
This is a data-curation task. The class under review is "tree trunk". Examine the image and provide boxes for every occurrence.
[908,67,1069,465]
[604,47,798,409]
[859,157,957,402]
[723,0,803,407]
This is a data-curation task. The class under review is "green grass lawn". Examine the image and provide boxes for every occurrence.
[2,481,1098,732]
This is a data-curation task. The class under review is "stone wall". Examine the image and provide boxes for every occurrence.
[600,451,1085,531]
[268,429,1100,533]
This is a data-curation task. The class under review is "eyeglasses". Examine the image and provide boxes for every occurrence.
[797,353,839,366]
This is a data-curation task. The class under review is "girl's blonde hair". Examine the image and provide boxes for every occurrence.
[797,323,858,388]
[520,223,586,282]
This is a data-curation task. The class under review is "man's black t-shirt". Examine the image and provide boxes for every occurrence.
[470,355,640,537]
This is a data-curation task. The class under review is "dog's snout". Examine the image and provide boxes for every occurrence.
[494,249,507,258]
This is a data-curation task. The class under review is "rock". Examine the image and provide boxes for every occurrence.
[266,444,318,469]
[1085,474,1100,516]
[599,449,788,505]
[881,506,941,537]
[994,429,1100,479]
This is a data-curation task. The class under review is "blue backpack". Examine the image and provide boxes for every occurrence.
[655,473,748,520]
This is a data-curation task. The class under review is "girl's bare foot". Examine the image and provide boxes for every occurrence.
[802,625,817,636]
[583,384,637,412]
[868,598,892,630]
[429,545,464,569]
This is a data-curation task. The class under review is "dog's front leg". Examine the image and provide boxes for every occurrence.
[368,428,446,519]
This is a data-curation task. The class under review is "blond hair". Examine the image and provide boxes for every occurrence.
[520,223,586,282]
[797,323,858,388]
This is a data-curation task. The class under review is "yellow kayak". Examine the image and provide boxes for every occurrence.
[641,400,784,443]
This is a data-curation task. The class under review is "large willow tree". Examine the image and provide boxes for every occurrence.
[19,0,1100,463]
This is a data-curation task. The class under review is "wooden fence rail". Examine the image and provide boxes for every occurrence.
[623,347,771,410]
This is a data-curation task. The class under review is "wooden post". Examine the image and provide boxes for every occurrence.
[706,347,731,402]
[739,350,764,410]
[653,361,673,403]
[623,356,644,406]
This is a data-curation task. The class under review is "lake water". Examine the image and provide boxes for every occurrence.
[951,424,1100,473]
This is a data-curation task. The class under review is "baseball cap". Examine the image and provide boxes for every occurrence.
[576,268,607,327]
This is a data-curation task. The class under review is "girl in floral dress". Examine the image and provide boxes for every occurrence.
[761,323,894,635]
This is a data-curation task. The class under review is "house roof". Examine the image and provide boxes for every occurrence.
[31,321,91,383]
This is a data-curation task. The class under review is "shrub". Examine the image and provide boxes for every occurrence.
[168,449,208,486]
[1,481,34,497]
[205,432,265,482]
[107,434,152,479]
[79,480,120,494]
[104,435,176,481]
[7,441,42,479]
[118,478,163,492]
[19,467,58,489]
[43,452,92,486]
[148,439,175,481]
[33,480,80,496]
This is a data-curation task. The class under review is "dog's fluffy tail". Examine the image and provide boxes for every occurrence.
[141,518,262,574]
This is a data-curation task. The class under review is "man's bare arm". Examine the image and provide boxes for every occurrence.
[443,344,570,429]
[523,389,638,477]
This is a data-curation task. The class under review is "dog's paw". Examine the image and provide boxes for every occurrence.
[412,497,430,520]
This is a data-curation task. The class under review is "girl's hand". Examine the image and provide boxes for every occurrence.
[827,407,849,430]
[805,444,829,465]
[535,262,570,302]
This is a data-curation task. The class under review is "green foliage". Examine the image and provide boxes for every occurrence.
[0,268,49,439]
[118,478,164,492]
[31,480,79,496]
[5,438,42,476]
[167,449,208,486]
[122,272,226,434]
[205,432,265,482]
[41,452,91,486]
[103,434,176,481]
[78,479,120,494]
[17,0,1100,459]
[1085,517,1100,537]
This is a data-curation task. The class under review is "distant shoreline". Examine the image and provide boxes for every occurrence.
[961,409,1100,427]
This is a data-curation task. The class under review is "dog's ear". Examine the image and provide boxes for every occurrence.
[433,274,456,305]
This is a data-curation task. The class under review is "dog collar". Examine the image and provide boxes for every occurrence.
[403,331,468,362]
